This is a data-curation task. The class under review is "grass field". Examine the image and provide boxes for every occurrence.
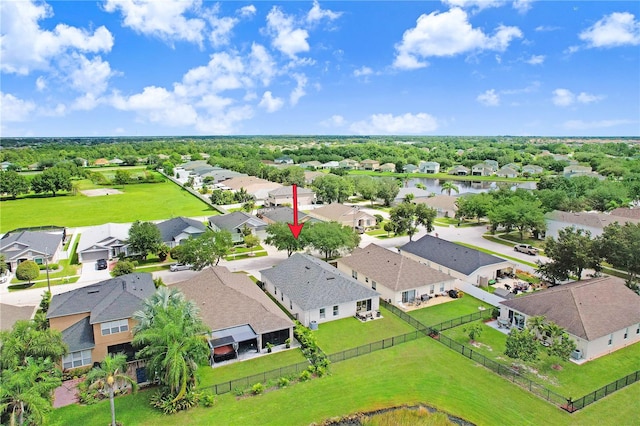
[0,179,216,232]
[408,295,493,327]
[48,337,639,426]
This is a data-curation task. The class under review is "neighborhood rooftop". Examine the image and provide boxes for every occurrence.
[156,216,207,242]
[400,234,507,276]
[260,253,379,311]
[0,230,63,256]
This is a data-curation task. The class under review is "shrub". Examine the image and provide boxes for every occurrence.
[112,260,135,276]
[199,390,216,407]
[233,387,246,397]
[251,383,264,395]
[150,389,200,414]
[39,263,59,270]
[277,377,290,388]
[16,260,39,284]
[157,244,170,262]
[299,370,311,382]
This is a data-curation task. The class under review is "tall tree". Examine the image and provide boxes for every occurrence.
[128,221,162,260]
[311,174,353,204]
[264,222,309,257]
[306,222,360,260]
[113,170,131,187]
[440,181,459,196]
[132,288,209,403]
[539,227,600,282]
[0,254,8,276]
[176,230,233,268]
[86,354,138,426]
[0,320,67,370]
[352,176,378,205]
[597,222,640,289]
[29,167,72,197]
[504,327,539,362]
[0,170,30,199]
[389,202,437,241]
[376,177,400,207]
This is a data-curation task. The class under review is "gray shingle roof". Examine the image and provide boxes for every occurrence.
[258,207,307,223]
[268,186,315,197]
[62,317,95,352]
[156,217,207,243]
[0,230,63,260]
[545,210,640,229]
[400,235,508,276]
[501,276,640,340]
[173,267,293,335]
[208,212,267,231]
[260,253,379,311]
[47,273,155,324]
[338,244,453,292]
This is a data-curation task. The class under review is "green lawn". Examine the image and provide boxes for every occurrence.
[408,295,493,327]
[0,180,216,232]
[48,338,638,426]
[8,276,80,291]
[11,259,79,284]
[314,306,417,354]
[499,232,545,247]
[225,251,268,261]
[443,321,640,398]
[198,349,308,387]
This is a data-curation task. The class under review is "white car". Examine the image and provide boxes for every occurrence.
[170,263,193,272]
[514,244,538,255]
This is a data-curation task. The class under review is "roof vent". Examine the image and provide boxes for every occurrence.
[327,276,335,280]
[88,290,99,294]
[305,266,310,269]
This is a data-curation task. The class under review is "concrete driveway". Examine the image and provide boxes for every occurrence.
[79,261,112,282]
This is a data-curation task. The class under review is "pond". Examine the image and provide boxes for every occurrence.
[406,178,537,195]
[324,404,475,426]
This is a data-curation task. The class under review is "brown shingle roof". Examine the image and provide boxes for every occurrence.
[414,194,458,211]
[609,207,640,220]
[500,276,640,340]
[338,244,454,292]
[173,267,293,335]
[545,210,640,229]
[307,203,373,223]
[0,303,37,331]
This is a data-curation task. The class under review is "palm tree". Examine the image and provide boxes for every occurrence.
[0,357,62,426]
[242,200,256,215]
[132,289,209,402]
[440,181,459,196]
[0,320,67,369]
[543,322,565,346]
[403,193,415,203]
[86,353,138,426]
[526,315,546,340]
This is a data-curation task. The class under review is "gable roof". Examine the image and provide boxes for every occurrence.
[47,273,155,323]
[609,207,640,220]
[268,186,315,197]
[307,203,374,223]
[260,253,379,311]
[208,212,267,231]
[223,176,282,192]
[61,317,95,352]
[156,217,207,242]
[173,267,293,335]
[338,244,453,291]
[400,235,509,276]
[414,194,458,211]
[500,276,640,340]
[545,210,640,229]
[258,206,307,223]
[77,223,130,253]
[0,304,37,331]
[0,230,63,260]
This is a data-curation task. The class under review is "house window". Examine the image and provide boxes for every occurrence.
[352,270,358,279]
[333,305,339,316]
[371,281,377,290]
[401,290,415,303]
[429,285,435,294]
[62,349,92,369]
[274,287,277,295]
[101,319,129,336]
[624,328,628,339]
[281,293,284,301]
[439,283,445,292]
[320,308,325,319]
[365,277,369,283]
[35,258,44,265]
[637,324,640,334]
[608,334,613,346]
[356,299,372,312]
[289,300,293,309]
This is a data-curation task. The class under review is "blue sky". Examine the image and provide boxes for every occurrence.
[1,0,639,137]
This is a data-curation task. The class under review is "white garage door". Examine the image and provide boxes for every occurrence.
[80,250,109,263]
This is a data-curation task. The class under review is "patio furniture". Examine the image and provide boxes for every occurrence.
[497,319,511,329]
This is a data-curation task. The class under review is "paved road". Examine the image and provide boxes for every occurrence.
[0,222,545,308]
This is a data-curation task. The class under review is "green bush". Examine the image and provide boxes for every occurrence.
[150,389,200,414]
[277,377,290,388]
[233,387,246,397]
[39,263,59,270]
[112,260,135,276]
[299,370,311,382]
[199,390,216,407]
[251,383,264,395]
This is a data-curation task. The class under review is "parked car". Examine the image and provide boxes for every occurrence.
[96,259,108,270]
[354,226,365,234]
[514,244,538,255]
[170,263,193,272]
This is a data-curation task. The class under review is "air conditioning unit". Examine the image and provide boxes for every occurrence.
[571,349,582,360]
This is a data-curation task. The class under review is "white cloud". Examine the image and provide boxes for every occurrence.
[477,89,500,106]
[248,43,277,86]
[307,1,342,23]
[259,91,284,112]
[238,5,256,18]
[501,81,540,95]
[552,88,603,107]
[441,1,505,11]
[290,73,307,105]
[579,12,640,48]
[535,25,560,32]
[512,0,534,14]
[0,0,113,75]
[265,6,310,58]
[321,115,346,127]
[207,13,238,47]
[393,8,522,69]
[525,54,545,65]
[353,66,373,77]
[563,119,636,130]
[350,113,438,135]
[103,0,206,46]
[66,54,114,97]
[35,76,47,91]
[0,92,36,122]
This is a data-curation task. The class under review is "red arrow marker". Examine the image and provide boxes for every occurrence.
[288,184,305,239]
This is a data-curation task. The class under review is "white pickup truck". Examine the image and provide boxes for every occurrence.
[514,244,538,255]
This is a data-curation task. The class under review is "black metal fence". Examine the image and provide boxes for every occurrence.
[428,309,493,332]
[328,330,423,363]
[567,370,640,412]
[380,300,431,332]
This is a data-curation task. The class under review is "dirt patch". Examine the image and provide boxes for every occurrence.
[80,188,124,197]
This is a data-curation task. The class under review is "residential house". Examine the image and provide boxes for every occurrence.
[522,165,544,175]
[1,161,13,171]
[339,159,359,170]
[448,165,470,176]
[337,244,456,307]
[0,229,64,272]
[77,223,132,262]
[610,207,640,221]
[402,164,418,173]
[497,166,519,178]
[471,163,494,176]
[173,167,203,189]
[504,163,521,172]
[563,165,603,179]
[307,203,377,230]
[260,253,380,327]
[300,161,323,169]
[394,187,432,205]
[208,212,268,243]
[47,273,156,369]
[223,176,283,201]
[484,160,499,172]
[274,156,294,165]
[93,158,109,166]
[156,217,208,248]
[321,161,340,169]
[499,276,640,361]
[379,163,396,173]
[360,159,380,171]
[544,210,640,239]
[109,158,124,165]
[257,206,313,225]
[399,234,514,285]
[414,194,458,218]
[173,267,294,360]
[304,171,325,184]
[419,161,440,174]
[0,303,37,331]
[265,186,316,207]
